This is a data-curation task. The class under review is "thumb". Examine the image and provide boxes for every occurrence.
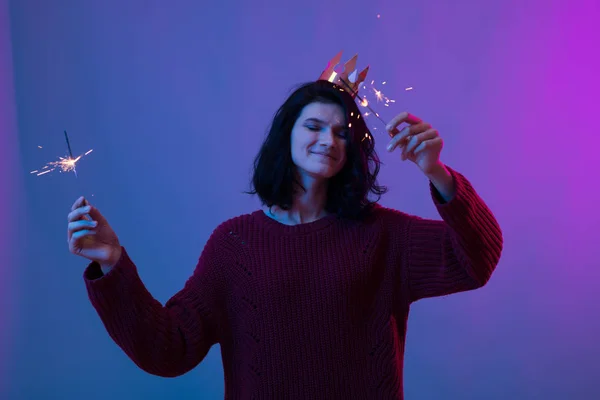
[87,205,109,225]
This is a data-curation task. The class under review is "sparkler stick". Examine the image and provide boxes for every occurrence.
[337,76,421,147]
[30,132,93,177]
[338,76,388,126]
[64,130,78,178]
[319,52,414,137]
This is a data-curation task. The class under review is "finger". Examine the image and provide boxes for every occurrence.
[71,229,97,242]
[67,220,98,240]
[387,123,432,152]
[409,122,432,135]
[385,112,423,134]
[386,126,411,152]
[401,135,418,160]
[399,122,431,146]
[413,136,443,155]
[404,129,438,155]
[71,196,87,212]
[68,205,92,222]
[70,197,93,221]
[87,206,108,225]
[68,220,98,233]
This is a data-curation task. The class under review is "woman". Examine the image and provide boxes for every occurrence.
[68,79,503,399]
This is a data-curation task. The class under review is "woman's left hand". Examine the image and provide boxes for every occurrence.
[385,111,444,175]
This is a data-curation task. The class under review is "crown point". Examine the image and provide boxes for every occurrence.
[330,51,343,66]
[318,52,370,99]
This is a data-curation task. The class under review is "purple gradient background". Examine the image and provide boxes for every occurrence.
[3,0,599,398]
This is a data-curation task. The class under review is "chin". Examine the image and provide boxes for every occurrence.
[312,171,337,180]
[294,157,345,181]
[306,165,342,179]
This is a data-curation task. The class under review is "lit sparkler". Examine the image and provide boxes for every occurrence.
[337,76,417,145]
[320,52,412,133]
[30,131,93,177]
[338,76,400,126]
[366,80,396,108]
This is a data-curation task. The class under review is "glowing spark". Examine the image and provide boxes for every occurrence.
[374,89,383,102]
[56,155,80,172]
[33,149,93,177]
[338,76,407,129]
[358,79,396,113]
[405,87,413,91]
[369,83,395,104]
[38,146,42,149]
[33,130,93,178]
[377,14,381,19]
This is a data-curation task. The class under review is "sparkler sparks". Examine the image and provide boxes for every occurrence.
[338,76,407,128]
[336,75,414,141]
[30,151,93,176]
[30,131,93,177]
[320,52,411,134]
[367,80,396,106]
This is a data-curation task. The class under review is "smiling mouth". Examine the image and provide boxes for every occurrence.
[312,152,336,160]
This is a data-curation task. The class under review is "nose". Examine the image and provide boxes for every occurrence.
[320,128,335,147]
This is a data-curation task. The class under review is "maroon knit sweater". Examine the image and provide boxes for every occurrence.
[83,167,503,399]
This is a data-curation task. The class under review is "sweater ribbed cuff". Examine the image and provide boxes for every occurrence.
[82,247,146,315]
[431,166,481,228]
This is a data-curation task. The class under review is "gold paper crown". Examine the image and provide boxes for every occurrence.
[318,51,369,98]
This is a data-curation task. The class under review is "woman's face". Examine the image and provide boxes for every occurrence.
[290,102,348,181]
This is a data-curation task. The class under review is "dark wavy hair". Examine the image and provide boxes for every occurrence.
[249,79,387,219]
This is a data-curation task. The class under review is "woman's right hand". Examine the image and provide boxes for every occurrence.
[68,196,122,271]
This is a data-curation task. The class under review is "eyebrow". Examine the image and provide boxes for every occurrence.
[304,117,345,127]
[304,117,326,124]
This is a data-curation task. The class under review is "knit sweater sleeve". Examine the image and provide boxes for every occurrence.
[404,167,503,303]
[82,227,227,377]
